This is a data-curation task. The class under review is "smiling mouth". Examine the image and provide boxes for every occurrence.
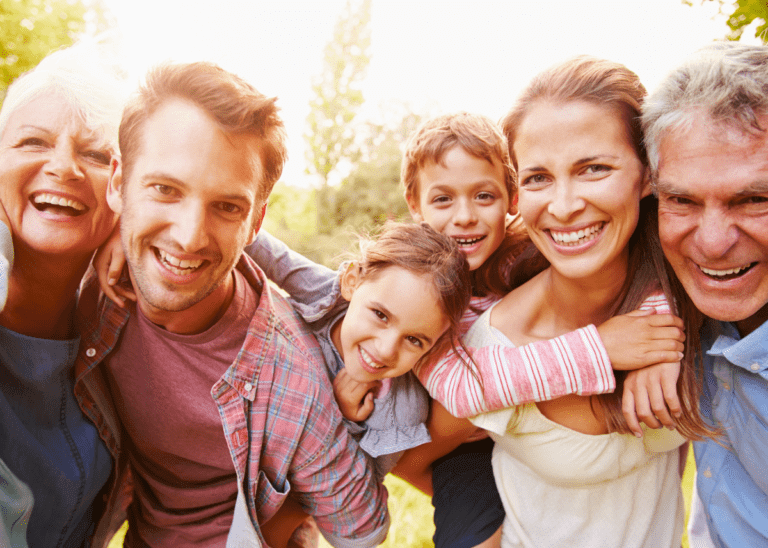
[549,223,604,246]
[156,248,205,276]
[699,262,756,280]
[32,193,87,216]
[360,348,386,370]
[454,236,485,249]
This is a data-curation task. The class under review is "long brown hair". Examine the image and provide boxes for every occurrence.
[500,56,713,439]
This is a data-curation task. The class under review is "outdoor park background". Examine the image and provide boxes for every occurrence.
[3,0,767,546]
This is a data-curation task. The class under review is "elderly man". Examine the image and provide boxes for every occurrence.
[643,42,768,547]
[74,62,388,548]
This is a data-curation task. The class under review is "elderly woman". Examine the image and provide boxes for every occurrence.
[0,44,126,547]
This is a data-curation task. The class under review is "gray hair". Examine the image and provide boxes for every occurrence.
[0,41,127,153]
[643,42,768,178]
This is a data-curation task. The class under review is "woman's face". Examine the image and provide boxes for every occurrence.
[513,100,650,282]
[0,92,117,259]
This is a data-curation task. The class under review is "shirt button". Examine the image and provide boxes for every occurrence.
[86,348,96,358]
[722,383,731,391]
[703,468,713,479]
[244,382,253,392]
[751,363,760,371]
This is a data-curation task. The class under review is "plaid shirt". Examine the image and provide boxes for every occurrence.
[73,255,389,548]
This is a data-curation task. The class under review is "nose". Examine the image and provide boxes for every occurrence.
[547,180,586,221]
[377,330,400,363]
[44,143,84,183]
[693,208,739,260]
[453,198,478,227]
[170,201,210,252]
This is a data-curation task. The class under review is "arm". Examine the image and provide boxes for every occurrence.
[244,231,341,321]
[417,293,685,419]
[415,324,615,418]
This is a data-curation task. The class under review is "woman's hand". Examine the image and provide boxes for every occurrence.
[332,368,379,422]
[93,225,136,307]
[622,361,681,437]
[598,309,684,370]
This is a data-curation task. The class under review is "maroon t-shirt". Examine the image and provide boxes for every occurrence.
[105,269,257,547]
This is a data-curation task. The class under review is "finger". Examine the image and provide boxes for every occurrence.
[113,283,137,303]
[358,392,375,418]
[661,366,682,419]
[621,388,643,438]
[650,325,686,342]
[646,313,684,329]
[648,377,676,430]
[102,284,126,308]
[643,349,685,365]
[633,382,662,430]
[625,308,655,317]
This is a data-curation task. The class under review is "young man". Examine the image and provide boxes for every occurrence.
[74,62,388,548]
[643,42,768,547]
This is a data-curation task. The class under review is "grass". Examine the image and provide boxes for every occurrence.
[109,451,697,548]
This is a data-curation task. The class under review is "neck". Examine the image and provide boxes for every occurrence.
[0,247,92,339]
[137,270,237,335]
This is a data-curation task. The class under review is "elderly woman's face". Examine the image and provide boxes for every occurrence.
[0,92,117,259]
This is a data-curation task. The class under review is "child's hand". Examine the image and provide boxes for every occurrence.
[93,226,135,307]
[622,361,681,437]
[333,368,380,422]
[598,309,685,371]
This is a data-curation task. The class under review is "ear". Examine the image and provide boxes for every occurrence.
[248,203,268,246]
[405,192,424,223]
[339,262,362,302]
[509,193,519,215]
[106,157,123,215]
[640,167,653,198]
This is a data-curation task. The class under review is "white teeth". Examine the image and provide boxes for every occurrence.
[360,348,385,369]
[33,193,86,211]
[158,249,203,274]
[700,264,752,277]
[455,236,483,246]
[550,223,603,245]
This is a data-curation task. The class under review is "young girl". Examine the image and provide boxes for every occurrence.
[418,58,714,548]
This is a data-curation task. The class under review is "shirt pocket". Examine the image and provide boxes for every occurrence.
[254,469,291,525]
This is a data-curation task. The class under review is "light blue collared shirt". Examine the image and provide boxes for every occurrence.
[692,318,768,547]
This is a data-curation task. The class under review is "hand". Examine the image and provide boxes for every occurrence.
[622,361,681,437]
[93,226,135,307]
[333,368,380,422]
[598,309,685,371]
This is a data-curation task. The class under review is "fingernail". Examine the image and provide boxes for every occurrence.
[677,352,684,360]
[634,431,642,438]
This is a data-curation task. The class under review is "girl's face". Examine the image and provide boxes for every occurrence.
[407,145,511,271]
[513,100,650,282]
[332,265,450,383]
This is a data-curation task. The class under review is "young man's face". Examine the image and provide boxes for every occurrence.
[407,145,511,271]
[657,113,768,335]
[107,98,265,333]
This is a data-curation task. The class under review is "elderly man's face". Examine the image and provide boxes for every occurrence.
[656,113,768,335]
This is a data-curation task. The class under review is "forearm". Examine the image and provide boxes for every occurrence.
[416,325,615,418]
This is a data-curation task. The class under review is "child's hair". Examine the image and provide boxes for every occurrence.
[500,56,713,440]
[401,112,529,297]
[355,221,473,369]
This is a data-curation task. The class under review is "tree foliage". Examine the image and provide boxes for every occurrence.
[686,0,768,42]
[0,0,106,100]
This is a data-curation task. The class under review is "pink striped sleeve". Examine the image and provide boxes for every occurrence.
[415,324,616,418]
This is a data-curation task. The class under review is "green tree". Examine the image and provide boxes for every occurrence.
[686,0,768,42]
[305,0,372,234]
[0,0,107,101]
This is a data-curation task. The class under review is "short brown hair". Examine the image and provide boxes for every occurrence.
[401,112,516,204]
[119,62,287,201]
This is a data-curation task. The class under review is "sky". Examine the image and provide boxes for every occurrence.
[101,0,749,187]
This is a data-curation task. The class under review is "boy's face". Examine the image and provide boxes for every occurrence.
[407,146,511,271]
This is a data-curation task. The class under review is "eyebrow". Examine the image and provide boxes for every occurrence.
[372,300,434,345]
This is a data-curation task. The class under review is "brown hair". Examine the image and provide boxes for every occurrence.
[401,112,529,297]
[501,56,712,440]
[119,62,287,202]
[355,221,473,371]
